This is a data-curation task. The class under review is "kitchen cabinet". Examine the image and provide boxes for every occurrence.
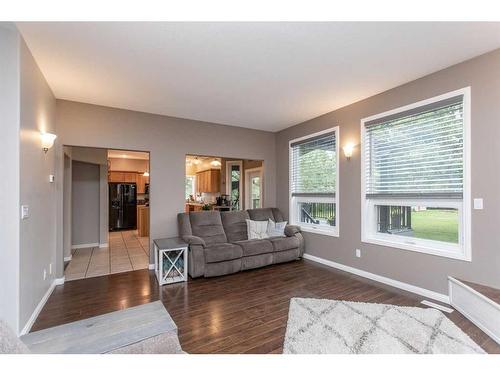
[137,205,150,237]
[108,171,149,192]
[136,174,150,194]
[185,203,204,212]
[108,171,137,183]
[195,169,220,193]
[108,171,125,182]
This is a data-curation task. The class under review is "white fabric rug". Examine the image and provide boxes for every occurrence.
[283,298,485,354]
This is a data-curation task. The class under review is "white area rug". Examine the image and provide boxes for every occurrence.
[283,298,485,354]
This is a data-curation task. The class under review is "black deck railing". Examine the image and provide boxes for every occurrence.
[378,205,412,233]
[300,203,335,226]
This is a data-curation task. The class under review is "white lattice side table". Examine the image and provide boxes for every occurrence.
[153,237,188,285]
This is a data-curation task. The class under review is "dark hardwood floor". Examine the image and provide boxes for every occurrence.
[32,259,500,354]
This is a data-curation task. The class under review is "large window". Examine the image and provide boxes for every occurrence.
[289,127,339,236]
[361,88,471,260]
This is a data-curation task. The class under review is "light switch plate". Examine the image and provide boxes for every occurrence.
[21,205,29,219]
[355,249,361,258]
[49,174,55,183]
[473,198,483,210]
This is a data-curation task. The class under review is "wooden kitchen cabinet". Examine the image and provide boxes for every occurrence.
[136,174,150,194]
[109,171,148,191]
[108,171,125,182]
[137,205,149,237]
[195,169,220,193]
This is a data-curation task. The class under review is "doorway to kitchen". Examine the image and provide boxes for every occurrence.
[62,146,151,281]
[185,155,264,212]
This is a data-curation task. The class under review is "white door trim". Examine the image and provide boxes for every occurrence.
[245,167,263,209]
[225,160,243,209]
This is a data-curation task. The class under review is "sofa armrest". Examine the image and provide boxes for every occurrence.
[182,235,206,248]
[187,244,205,278]
[284,225,301,237]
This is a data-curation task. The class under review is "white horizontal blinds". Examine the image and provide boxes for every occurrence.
[291,131,336,197]
[365,95,464,198]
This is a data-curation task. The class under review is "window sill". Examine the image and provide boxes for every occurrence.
[361,236,471,262]
[300,226,339,237]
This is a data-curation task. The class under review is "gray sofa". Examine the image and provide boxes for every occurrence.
[177,208,304,278]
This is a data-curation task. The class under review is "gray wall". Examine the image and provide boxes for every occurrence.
[18,36,57,332]
[70,146,108,246]
[54,100,277,269]
[71,160,100,246]
[63,151,72,259]
[0,24,21,333]
[276,49,500,294]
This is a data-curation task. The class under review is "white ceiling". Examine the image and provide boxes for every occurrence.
[17,22,500,132]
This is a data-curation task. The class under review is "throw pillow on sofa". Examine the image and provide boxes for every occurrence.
[246,219,269,239]
[267,219,287,237]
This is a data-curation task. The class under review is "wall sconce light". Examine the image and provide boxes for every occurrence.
[343,143,354,160]
[210,158,221,167]
[143,171,150,177]
[41,132,57,153]
[193,157,201,165]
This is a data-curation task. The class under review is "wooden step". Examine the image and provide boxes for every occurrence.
[448,277,500,345]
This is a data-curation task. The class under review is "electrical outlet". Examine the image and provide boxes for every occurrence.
[355,249,361,258]
[43,269,47,280]
[473,198,483,210]
[21,205,29,219]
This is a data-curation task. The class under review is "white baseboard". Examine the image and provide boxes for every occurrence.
[148,264,155,270]
[72,242,99,249]
[448,277,500,344]
[63,255,72,262]
[19,276,64,336]
[421,299,454,313]
[99,243,108,248]
[303,253,450,304]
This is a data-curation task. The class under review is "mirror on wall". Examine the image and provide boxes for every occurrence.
[185,155,264,212]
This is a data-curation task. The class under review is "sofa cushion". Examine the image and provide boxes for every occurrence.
[247,208,275,221]
[204,243,243,263]
[271,208,286,222]
[267,219,287,237]
[269,236,300,252]
[189,211,227,245]
[221,210,249,242]
[235,239,273,257]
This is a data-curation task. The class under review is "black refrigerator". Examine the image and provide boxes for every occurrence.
[109,183,137,231]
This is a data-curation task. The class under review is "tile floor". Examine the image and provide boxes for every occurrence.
[65,230,150,281]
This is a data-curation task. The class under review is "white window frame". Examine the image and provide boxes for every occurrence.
[185,174,196,198]
[289,126,340,237]
[245,166,264,209]
[360,87,471,261]
[226,160,243,209]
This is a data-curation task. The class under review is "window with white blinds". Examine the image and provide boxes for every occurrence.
[364,95,464,198]
[290,131,336,197]
[361,88,471,261]
[289,127,339,236]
